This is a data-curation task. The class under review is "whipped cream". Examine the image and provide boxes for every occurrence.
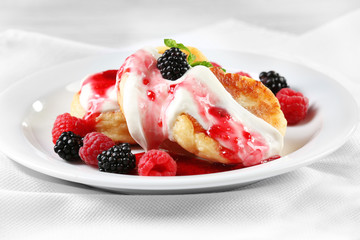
[79,70,119,118]
[118,48,284,166]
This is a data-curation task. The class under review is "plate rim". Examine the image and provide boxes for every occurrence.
[0,49,358,194]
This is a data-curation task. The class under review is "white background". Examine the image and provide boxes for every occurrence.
[1,0,360,46]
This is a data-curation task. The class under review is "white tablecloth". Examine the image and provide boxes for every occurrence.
[1,9,360,240]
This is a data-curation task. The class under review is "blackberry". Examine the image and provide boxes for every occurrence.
[259,70,289,95]
[97,143,136,174]
[54,131,83,161]
[157,47,190,80]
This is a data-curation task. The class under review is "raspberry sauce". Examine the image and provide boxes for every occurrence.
[80,69,118,119]
[206,106,267,165]
[134,152,244,176]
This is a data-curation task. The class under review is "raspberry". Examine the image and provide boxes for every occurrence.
[259,70,289,95]
[138,150,177,176]
[276,88,309,125]
[235,71,252,78]
[79,132,114,166]
[157,47,190,80]
[52,113,93,144]
[54,131,83,161]
[97,143,136,173]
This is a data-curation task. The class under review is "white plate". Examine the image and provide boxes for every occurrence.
[0,50,358,194]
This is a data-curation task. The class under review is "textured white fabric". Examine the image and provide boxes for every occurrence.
[1,10,360,240]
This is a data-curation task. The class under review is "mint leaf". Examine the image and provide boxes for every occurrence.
[187,54,196,65]
[175,43,187,50]
[190,61,226,71]
[164,39,177,48]
[190,61,214,68]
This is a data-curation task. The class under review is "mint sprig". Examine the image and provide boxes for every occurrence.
[164,39,217,69]
[190,61,213,68]
[164,39,196,65]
